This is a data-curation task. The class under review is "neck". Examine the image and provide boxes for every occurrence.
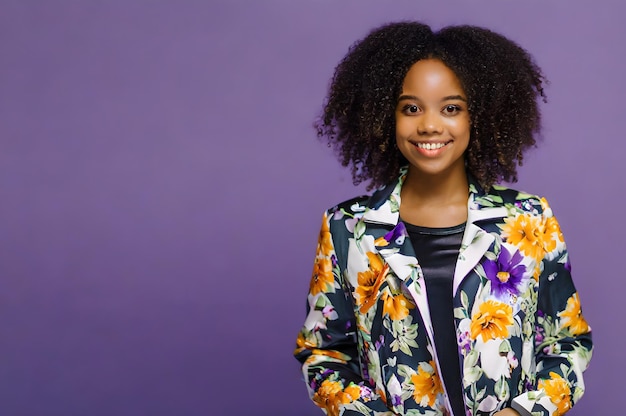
[398,165,469,227]
[401,166,469,205]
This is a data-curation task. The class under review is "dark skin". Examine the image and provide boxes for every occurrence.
[399,170,469,228]
[395,59,469,228]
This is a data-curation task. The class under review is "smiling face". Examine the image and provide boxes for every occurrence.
[395,59,471,182]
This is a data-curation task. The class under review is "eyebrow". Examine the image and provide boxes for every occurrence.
[397,94,467,102]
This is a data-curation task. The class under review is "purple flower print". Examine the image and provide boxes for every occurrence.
[523,378,534,392]
[534,323,546,347]
[483,246,526,297]
[457,330,471,355]
[374,334,385,351]
[344,217,358,233]
[332,210,345,220]
[506,351,518,370]
[322,305,336,319]
[383,222,408,246]
[515,199,536,213]
[359,384,376,400]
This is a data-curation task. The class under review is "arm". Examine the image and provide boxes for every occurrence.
[510,200,593,416]
[294,211,392,415]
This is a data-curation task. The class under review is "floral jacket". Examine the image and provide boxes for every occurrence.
[294,170,592,416]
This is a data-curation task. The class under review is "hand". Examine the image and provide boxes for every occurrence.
[493,409,521,416]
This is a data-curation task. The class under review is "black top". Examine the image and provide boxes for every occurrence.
[404,221,466,416]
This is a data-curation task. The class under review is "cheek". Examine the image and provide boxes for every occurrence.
[395,118,411,137]
[447,118,471,138]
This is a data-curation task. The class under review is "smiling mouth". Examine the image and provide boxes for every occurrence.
[411,141,451,150]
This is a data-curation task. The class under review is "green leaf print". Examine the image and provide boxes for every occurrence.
[499,339,512,354]
[397,364,416,380]
[463,351,483,384]
[495,376,510,401]
[454,307,467,320]
[390,194,400,213]
[354,220,366,240]
[461,290,469,310]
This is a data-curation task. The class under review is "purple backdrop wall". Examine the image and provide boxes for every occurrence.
[0,1,621,415]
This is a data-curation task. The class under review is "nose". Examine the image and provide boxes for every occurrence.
[417,111,443,135]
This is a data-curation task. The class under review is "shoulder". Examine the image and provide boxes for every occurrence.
[325,194,371,219]
[479,184,549,216]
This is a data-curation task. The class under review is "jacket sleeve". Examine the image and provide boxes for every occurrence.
[294,211,392,416]
[511,200,593,416]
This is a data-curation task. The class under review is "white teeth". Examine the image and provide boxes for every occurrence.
[417,142,446,150]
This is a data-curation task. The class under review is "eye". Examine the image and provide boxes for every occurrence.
[402,104,420,114]
[442,105,462,115]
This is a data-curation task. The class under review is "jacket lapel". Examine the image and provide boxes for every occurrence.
[368,218,434,348]
[360,173,435,341]
[361,171,416,283]
[453,183,508,294]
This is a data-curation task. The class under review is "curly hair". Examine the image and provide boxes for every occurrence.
[316,21,546,190]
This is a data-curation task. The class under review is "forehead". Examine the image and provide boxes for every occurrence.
[401,59,465,95]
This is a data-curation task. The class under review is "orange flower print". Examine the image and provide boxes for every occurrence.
[540,198,564,251]
[310,256,334,295]
[543,216,563,251]
[355,252,388,314]
[558,293,590,335]
[470,300,513,342]
[309,348,351,362]
[501,214,546,261]
[318,214,334,257]
[374,236,389,247]
[312,379,361,416]
[538,372,571,416]
[295,332,316,350]
[411,361,443,407]
[380,291,414,320]
[539,197,560,240]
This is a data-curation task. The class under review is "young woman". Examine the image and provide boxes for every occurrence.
[294,22,592,416]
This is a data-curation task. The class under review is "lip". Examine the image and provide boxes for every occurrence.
[409,140,452,157]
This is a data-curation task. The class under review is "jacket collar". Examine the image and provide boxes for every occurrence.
[360,168,406,225]
[359,167,509,291]
[361,166,508,224]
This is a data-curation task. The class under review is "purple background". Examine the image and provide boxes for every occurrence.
[0,1,621,415]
